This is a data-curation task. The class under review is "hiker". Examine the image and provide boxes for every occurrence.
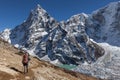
[22,52,30,74]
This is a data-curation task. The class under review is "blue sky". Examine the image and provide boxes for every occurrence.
[0,0,119,31]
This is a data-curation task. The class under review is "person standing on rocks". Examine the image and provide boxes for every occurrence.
[22,52,30,74]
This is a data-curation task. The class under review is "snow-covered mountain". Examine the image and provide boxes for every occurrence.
[86,1,120,46]
[1,1,120,79]
[73,1,120,79]
[0,4,105,65]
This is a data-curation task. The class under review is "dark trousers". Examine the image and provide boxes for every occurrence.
[23,63,28,74]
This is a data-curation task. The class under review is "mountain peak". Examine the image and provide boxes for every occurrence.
[37,4,41,8]
[26,4,51,24]
[35,4,45,12]
[33,4,47,14]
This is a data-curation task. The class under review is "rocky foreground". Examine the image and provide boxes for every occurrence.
[0,38,104,80]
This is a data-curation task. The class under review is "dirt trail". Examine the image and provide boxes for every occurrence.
[0,38,103,80]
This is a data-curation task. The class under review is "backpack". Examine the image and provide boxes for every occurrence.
[22,53,29,64]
